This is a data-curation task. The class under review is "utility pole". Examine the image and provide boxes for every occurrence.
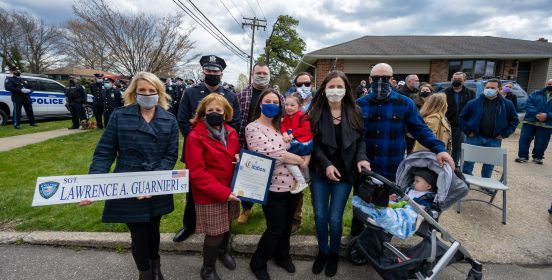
[242,17,266,83]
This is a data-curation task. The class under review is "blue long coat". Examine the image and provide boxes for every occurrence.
[89,104,179,223]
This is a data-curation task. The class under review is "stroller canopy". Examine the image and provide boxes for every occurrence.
[395,151,468,209]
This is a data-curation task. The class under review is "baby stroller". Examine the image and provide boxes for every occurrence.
[346,151,483,280]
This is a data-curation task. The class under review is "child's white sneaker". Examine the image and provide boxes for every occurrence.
[290,182,309,194]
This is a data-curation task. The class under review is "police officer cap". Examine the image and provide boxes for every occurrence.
[104,77,115,83]
[94,73,104,78]
[200,55,226,71]
[185,79,194,84]
[175,77,183,81]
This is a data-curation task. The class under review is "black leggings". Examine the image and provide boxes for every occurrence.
[126,216,162,271]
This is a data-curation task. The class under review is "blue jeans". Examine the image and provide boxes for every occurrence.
[518,124,552,160]
[462,135,502,178]
[311,174,352,253]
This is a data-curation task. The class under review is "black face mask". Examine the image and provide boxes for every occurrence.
[14,71,21,77]
[204,74,221,87]
[205,112,224,126]
[420,91,432,98]
[452,80,462,87]
[69,80,75,85]
[546,85,552,92]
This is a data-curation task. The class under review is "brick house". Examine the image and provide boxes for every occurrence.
[294,36,552,93]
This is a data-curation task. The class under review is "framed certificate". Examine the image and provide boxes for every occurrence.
[231,149,276,205]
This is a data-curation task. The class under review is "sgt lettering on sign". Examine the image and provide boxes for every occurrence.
[59,177,184,201]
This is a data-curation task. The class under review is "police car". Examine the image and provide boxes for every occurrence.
[0,73,94,125]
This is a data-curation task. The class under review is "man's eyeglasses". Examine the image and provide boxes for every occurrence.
[370,76,392,82]
[296,82,311,87]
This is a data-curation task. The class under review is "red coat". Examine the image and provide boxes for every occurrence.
[185,121,240,204]
[281,111,313,142]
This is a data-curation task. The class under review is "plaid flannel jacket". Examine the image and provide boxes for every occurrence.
[356,91,446,180]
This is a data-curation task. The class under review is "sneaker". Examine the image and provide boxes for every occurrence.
[290,182,309,194]
[515,157,528,163]
[340,235,353,249]
[237,208,252,225]
[533,158,543,165]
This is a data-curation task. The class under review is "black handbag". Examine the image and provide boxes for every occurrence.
[358,174,389,207]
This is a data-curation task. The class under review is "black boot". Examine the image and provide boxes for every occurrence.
[201,243,221,280]
[325,251,339,277]
[218,232,236,270]
[138,269,153,280]
[173,227,194,242]
[312,250,327,274]
[149,258,164,280]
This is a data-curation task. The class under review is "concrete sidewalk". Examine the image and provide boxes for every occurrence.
[0,128,86,152]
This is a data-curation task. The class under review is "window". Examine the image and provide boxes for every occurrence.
[41,81,65,93]
[22,78,42,91]
[449,60,497,79]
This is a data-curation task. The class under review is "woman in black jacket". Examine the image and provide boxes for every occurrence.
[83,72,179,280]
[306,71,370,277]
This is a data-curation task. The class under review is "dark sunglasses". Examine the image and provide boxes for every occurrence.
[296,82,311,87]
[370,76,392,82]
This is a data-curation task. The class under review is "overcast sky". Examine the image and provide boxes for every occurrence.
[2,0,551,84]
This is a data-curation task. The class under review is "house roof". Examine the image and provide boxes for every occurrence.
[44,66,116,78]
[305,36,552,60]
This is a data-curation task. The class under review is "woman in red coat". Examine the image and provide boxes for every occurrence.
[185,93,241,280]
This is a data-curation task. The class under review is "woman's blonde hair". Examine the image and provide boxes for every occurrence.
[419,93,447,118]
[123,71,170,110]
[191,93,233,124]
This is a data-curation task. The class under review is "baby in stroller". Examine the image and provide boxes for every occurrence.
[348,151,482,280]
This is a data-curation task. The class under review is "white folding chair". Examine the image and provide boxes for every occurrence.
[456,143,508,224]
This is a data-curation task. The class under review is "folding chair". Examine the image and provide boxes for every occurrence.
[456,143,508,224]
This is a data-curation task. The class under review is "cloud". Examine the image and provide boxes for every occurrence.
[3,0,552,84]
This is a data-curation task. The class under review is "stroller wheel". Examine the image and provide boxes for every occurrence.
[346,235,368,266]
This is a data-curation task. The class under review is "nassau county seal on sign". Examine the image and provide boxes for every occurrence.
[39,181,60,199]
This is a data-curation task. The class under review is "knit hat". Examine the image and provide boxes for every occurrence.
[410,167,438,192]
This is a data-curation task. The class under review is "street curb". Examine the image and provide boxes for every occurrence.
[1,231,551,265]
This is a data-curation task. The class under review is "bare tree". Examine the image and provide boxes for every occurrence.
[0,8,23,71]
[179,63,203,83]
[14,12,62,73]
[60,20,114,71]
[72,0,195,76]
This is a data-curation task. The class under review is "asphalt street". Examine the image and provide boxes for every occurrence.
[0,244,551,280]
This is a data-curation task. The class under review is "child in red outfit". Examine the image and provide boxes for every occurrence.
[282,93,314,194]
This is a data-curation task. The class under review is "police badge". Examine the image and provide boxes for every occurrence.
[39,181,60,199]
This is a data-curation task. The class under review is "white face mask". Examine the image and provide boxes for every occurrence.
[136,93,159,109]
[325,88,346,103]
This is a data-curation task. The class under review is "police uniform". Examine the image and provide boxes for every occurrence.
[173,55,240,242]
[90,73,105,128]
[5,67,36,128]
[65,77,87,129]
[102,78,123,127]
[172,78,185,117]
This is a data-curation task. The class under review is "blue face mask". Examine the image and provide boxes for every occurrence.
[483,88,497,98]
[261,103,280,118]
[371,79,391,100]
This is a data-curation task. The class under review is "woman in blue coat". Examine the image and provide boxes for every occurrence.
[83,72,179,280]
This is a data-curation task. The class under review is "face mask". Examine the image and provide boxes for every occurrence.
[297,86,311,99]
[413,82,420,90]
[205,112,225,126]
[483,88,497,98]
[204,74,221,87]
[261,103,280,118]
[361,82,366,87]
[14,71,21,77]
[371,79,392,100]
[545,85,552,92]
[136,93,159,109]
[104,83,112,89]
[96,79,103,83]
[325,88,346,103]
[502,86,512,93]
[253,74,270,87]
[452,80,462,87]
[420,91,432,98]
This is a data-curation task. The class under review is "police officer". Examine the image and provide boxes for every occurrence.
[172,77,185,116]
[90,73,105,128]
[5,66,37,129]
[102,77,123,127]
[161,77,177,115]
[173,55,240,243]
[65,76,87,129]
[185,79,195,88]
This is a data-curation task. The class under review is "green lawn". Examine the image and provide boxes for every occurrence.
[0,119,73,138]
[0,130,354,235]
